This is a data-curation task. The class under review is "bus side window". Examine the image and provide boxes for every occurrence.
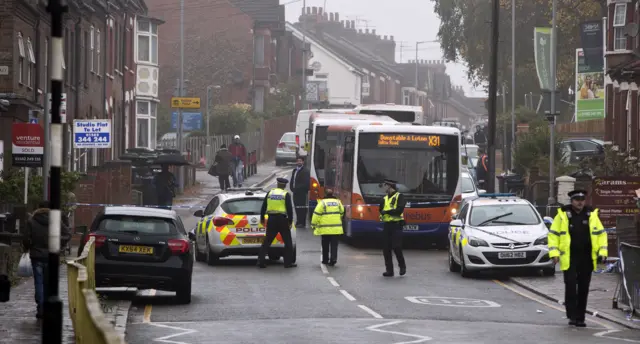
[342,136,355,192]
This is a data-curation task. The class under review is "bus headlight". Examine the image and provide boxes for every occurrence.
[450,208,457,214]
[312,182,318,188]
[357,205,363,212]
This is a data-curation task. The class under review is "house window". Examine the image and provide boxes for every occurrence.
[26,37,35,87]
[135,100,157,149]
[403,89,410,105]
[90,26,94,72]
[96,29,101,75]
[254,35,265,66]
[362,75,370,97]
[137,21,158,64]
[17,32,25,84]
[613,3,627,51]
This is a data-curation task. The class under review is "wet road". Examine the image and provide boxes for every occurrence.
[123,169,640,344]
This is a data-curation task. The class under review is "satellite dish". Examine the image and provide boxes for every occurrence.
[624,23,639,37]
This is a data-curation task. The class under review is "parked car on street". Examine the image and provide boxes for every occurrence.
[275,132,299,166]
[461,171,485,199]
[560,138,604,165]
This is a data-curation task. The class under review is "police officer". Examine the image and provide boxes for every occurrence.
[379,179,406,277]
[257,178,297,268]
[311,187,345,266]
[548,189,608,327]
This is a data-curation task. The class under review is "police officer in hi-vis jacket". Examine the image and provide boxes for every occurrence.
[548,189,607,327]
[311,187,345,266]
[257,178,296,269]
[379,179,407,277]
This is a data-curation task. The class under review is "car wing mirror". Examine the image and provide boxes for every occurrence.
[450,219,464,228]
[188,231,196,241]
[194,210,204,217]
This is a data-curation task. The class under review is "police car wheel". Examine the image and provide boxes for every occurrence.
[268,254,281,261]
[206,239,220,266]
[195,244,206,262]
[448,248,461,272]
[459,246,471,278]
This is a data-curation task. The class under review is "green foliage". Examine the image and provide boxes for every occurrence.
[579,145,640,177]
[209,103,255,135]
[512,119,571,177]
[263,82,301,119]
[0,168,82,212]
[156,102,173,140]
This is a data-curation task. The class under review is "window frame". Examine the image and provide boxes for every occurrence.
[136,20,158,64]
[135,100,158,149]
[96,29,101,75]
[613,3,627,27]
[17,32,25,85]
[614,27,627,50]
[90,26,95,73]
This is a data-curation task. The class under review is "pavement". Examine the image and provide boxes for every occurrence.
[122,164,640,344]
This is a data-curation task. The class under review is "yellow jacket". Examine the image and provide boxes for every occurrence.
[311,197,345,235]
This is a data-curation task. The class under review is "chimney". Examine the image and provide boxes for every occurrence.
[390,35,394,41]
[312,6,317,14]
[372,29,376,35]
[383,35,387,40]
[307,7,311,14]
[335,13,339,22]
[318,7,323,15]
[323,11,328,21]
[365,28,369,34]
[341,20,345,27]
[329,12,334,21]
[358,29,363,33]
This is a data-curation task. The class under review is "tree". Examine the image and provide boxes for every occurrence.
[512,117,573,177]
[432,0,602,113]
[209,103,254,135]
[263,81,303,119]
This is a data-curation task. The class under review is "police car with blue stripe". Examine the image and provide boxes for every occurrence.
[448,193,555,277]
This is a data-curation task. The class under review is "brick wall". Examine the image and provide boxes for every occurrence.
[261,115,296,161]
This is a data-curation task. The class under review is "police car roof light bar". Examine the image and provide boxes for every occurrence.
[226,187,266,192]
[478,193,517,198]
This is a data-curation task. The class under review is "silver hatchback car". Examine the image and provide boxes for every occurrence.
[275,132,298,166]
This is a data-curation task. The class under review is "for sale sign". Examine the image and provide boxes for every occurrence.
[12,123,44,167]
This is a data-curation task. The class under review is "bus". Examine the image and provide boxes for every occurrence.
[295,109,357,153]
[307,117,397,211]
[354,104,425,125]
[325,123,461,247]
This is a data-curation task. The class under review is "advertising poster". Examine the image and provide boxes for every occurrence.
[575,48,605,121]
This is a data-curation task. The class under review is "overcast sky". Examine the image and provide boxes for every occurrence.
[282,0,487,97]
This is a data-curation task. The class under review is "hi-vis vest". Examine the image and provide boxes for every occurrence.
[266,188,288,215]
[548,208,608,271]
[311,197,345,235]
[381,192,404,222]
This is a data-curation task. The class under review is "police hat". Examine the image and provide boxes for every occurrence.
[380,179,398,187]
[276,177,289,184]
[568,190,587,199]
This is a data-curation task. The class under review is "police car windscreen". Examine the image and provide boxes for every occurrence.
[221,198,263,215]
[356,133,459,203]
[98,216,176,235]
[358,110,415,123]
[469,204,541,227]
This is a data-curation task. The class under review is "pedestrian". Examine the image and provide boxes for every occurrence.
[154,164,176,209]
[475,148,489,191]
[214,144,233,191]
[21,201,71,318]
[229,135,247,187]
[290,156,310,228]
[257,178,296,268]
[548,189,608,327]
[379,179,406,277]
[311,187,344,266]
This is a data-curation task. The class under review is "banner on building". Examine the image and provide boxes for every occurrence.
[575,48,605,121]
[579,20,604,70]
[534,27,552,91]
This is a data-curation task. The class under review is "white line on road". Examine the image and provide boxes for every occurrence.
[320,262,329,274]
[358,305,383,319]
[339,289,356,301]
[149,322,198,344]
[594,329,640,343]
[365,320,431,343]
[327,277,340,287]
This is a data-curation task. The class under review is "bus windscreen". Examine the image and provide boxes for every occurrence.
[356,133,459,204]
[358,110,416,123]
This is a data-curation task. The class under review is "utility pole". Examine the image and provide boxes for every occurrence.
[548,0,558,208]
[510,0,516,172]
[301,0,307,110]
[502,83,507,172]
[206,85,213,166]
[43,75,50,200]
[414,42,419,89]
[177,0,185,193]
[44,0,66,341]
[487,0,500,193]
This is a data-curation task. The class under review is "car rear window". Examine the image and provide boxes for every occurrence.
[280,133,296,142]
[221,198,263,215]
[97,216,176,235]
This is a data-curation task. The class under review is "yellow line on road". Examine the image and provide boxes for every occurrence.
[492,279,614,330]
[142,289,157,323]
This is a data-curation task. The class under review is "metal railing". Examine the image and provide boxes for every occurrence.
[66,237,124,343]
[616,242,640,317]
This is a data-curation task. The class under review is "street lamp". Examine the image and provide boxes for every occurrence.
[205,84,221,165]
[414,41,439,90]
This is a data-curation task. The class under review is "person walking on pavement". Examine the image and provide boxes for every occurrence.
[229,135,247,187]
[475,148,489,191]
[291,156,310,228]
[214,144,233,191]
[154,165,177,209]
[257,178,297,268]
[311,187,344,266]
[379,179,406,277]
[22,201,71,318]
[548,189,608,327]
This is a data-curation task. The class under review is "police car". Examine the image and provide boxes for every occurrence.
[192,188,297,264]
[447,193,555,277]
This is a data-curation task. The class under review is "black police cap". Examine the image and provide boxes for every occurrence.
[568,190,588,199]
[276,177,289,184]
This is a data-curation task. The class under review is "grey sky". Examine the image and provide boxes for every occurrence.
[282,0,486,97]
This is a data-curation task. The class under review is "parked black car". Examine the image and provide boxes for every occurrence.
[560,138,604,164]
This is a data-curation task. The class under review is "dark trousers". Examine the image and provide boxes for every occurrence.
[32,259,47,314]
[158,193,173,210]
[383,221,405,272]
[564,260,592,322]
[321,235,339,263]
[293,193,307,227]
[218,175,231,191]
[258,215,294,266]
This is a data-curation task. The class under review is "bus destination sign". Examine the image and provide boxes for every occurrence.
[377,133,441,147]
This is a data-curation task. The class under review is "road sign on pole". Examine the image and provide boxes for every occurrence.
[171,97,201,109]
[73,119,112,148]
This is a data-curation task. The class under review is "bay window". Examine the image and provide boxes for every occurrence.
[135,100,157,149]
[137,20,158,64]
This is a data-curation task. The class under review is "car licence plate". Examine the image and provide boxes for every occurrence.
[498,251,526,259]
[403,225,419,231]
[118,245,154,254]
[288,145,297,150]
[243,237,264,245]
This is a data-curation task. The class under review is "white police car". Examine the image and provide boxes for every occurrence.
[191,188,297,265]
[447,193,554,277]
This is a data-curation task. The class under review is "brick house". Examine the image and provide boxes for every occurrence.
[0,0,147,172]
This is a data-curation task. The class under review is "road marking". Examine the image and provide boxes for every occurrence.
[358,304,384,319]
[405,296,501,308]
[327,277,340,287]
[339,289,356,301]
[493,280,614,330]
[365,320,431,343]
[320,262,329,274]
[142,289,157,323]
[594,329,640,343]
[149,322,197,344]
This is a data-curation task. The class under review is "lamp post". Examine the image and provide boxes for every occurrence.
[205,84,221,165]
[414,40,439,90]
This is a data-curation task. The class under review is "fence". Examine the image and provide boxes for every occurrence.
[617,242,640,317]
[556,119,605,139]
[67,236,123,343]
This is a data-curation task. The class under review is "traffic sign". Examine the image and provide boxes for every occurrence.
[171,97,201,109]
[29,118,38,124]
[73,119,112,148]
[12,123,44,167]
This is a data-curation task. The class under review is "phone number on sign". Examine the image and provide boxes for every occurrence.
[76,136,108,143]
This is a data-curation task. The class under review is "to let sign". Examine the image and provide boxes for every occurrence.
[12,123,44,167]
